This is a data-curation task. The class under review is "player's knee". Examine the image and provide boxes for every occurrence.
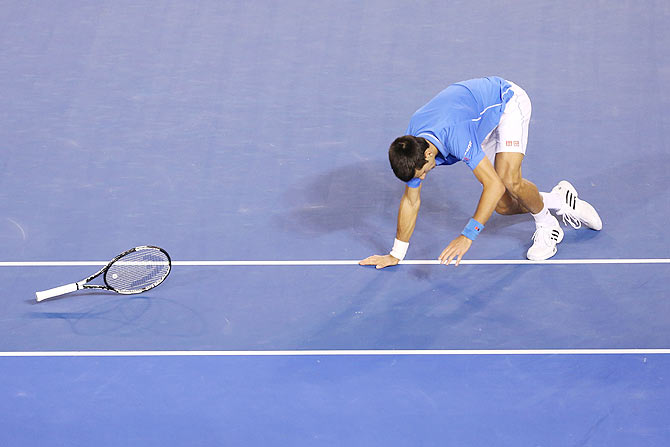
[501,175,522,194]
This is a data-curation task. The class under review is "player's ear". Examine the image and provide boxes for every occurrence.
[424,148,433,160]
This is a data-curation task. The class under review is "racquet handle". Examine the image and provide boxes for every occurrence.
[36,283,79,302]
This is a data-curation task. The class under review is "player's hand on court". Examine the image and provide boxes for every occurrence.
[359,254,400,269]
[438,235,472,266]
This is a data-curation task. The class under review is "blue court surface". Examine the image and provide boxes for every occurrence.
[1,1,669,445]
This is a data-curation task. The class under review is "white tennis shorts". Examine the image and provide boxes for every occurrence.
[481,81,532,163]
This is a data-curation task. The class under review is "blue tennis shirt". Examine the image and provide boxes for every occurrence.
[405,76,515,188]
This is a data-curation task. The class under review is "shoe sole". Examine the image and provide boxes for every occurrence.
[527,247,557,261]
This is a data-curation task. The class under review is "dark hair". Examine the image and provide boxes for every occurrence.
[388,135,429,182]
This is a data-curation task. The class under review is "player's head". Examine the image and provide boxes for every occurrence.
[388,135,434,182]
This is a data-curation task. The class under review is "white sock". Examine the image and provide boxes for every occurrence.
[540,191,563,210]
[531,206,557,226]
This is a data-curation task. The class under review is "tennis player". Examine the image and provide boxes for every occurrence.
[360,76,601,268]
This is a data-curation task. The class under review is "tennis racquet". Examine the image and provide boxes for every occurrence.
[36,246,171,302]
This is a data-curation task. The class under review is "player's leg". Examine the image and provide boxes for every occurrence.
[495,189,528,215]
[494,153,543,214]
[481,125,529,216]
[495,155,564,260]
[495,81,563,260]
[493,83,549,221]
[499,88,601,230]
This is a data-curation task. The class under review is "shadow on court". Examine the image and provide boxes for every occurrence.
[25,294,207,337]
[303,264,530,349]
[275,159,534,252]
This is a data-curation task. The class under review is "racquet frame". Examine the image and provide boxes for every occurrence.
[35,245,171,302]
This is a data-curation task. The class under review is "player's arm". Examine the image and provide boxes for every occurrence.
[396,183,422,241]
[469,156,506,226]
[438,157,505,265]
[359,184,422,269]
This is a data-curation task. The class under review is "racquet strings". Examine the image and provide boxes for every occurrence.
[105,247,170,293]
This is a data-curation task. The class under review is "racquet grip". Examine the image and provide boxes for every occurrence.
[36,283,79,302]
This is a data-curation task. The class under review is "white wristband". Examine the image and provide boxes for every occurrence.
[389,238,409,261]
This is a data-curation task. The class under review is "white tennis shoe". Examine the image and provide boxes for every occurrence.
[551,180,602,231]
[527,217,564,261]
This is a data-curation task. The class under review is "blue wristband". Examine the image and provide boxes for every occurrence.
[461,218,484,241]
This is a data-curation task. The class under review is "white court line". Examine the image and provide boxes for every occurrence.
[1,349,669,357]
[1,258,669,267]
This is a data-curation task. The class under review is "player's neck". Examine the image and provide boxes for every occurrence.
[426,141,439,157]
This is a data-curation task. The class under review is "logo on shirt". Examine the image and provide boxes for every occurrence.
[506,140,520,147]
[463,140,472,162]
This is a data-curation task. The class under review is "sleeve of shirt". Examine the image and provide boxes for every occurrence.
[406,177,422,188]
[447,122,485,170]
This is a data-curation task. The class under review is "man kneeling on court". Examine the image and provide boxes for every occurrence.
[360,76,602,268]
